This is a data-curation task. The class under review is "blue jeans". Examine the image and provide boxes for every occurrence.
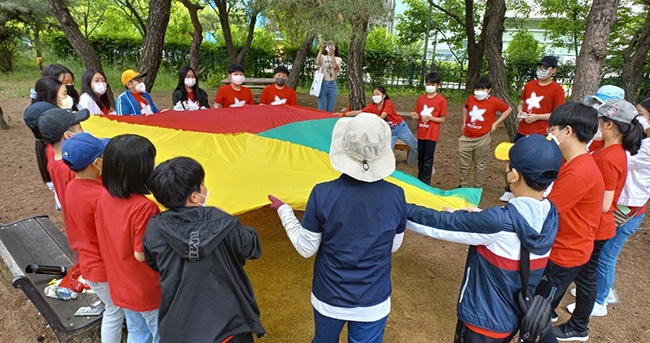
[391,121,418,154]
[124,308,159,343]
[312,308,388,343]
[596,213,645,304]
[87,281,125,343]
[317,80,338,113]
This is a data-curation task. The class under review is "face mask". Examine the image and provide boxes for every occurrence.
[196,190,209,207]
[231,75,245,85]
[184,78,196,87]
[135,82,146,93]
[474,90,489,101]
[65,85,76,96]
[92,82,107,95]
[425,85,437,93]
[638,116,650,131]
[504,169,514,186]
[59,95,73,109]
[593,127,603,140]
[547,129,567,146]
[372,95,383,104]
[275,77,286,87]
[537,69,550,80]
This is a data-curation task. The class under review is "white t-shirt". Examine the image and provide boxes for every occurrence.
[320,55,343,81]
[78,93,103,115]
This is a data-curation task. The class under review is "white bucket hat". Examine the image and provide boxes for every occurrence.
[329,113,395,182]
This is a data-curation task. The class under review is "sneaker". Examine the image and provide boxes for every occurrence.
[431,166,436,176]
[570,288,576,297]
[499,191,514,202]
[606,288,619,304]
[553,324,589,342]
[567,302,607,317]
[551,311,559,323]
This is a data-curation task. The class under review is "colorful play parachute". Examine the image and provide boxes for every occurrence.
[82,105,481,214]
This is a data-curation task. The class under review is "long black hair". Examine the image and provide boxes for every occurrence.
[43,64,79,104]
[81,69,111,111]
[102,134,157,198]
[175,66,200,102]
[373,86,390,100]
[601,117,644,155]
[35,76,63,106]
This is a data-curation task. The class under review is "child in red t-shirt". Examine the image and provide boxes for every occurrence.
[558,99,644,340]
[260,65,297,106]
[62,133,125,342]
[459,77,512,188]
[410,72,447,185]
[215,63,255,108]
[37,107,90,215]
[95,134,161,342]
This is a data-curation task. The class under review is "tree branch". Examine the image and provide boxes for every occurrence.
[427,0,465,27]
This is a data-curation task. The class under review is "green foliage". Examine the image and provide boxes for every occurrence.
[505,30,543,92]
[536,0,590,58]
[364,26,399,84]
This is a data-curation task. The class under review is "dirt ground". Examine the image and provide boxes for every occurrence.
[1,90,649,342]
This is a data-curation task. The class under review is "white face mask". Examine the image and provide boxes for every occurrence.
[547,128,567,146]
[59,95,73,109]
[135,82,146,93]
[372,95,383,104]
[92,82,107,95]
[231,75,245,85]
[537,69,551,80]
[425,85,437,94]
[196,190,209,207]
[637,116,650,131]
[474,90,489,101]
[593,127,603,140]
[184,78,196,87]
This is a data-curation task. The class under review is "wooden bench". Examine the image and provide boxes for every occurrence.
[0,215,103,342]
[394,139,417,166]
[220,77,275,102]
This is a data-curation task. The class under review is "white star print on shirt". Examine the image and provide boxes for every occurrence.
[468,105,486,122]
[230,97,246,107]
[420,104,434,118]
[271,95,287,106]
[525,91,544,112]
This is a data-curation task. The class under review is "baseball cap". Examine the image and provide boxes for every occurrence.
[494,134,562,184]
[538,56,558,68]
[23,101,56,128]
[121,69,147,86]
[62,133,109,171]
[583,85,625,107]
[330,113,395,182]
[597,98,638,125]
[38,108,90,143]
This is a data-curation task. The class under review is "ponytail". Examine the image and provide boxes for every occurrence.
[621,118,644,155]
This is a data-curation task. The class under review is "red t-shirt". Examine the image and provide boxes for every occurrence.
[47,156,75,215]
[64,178,106,282]
[517,80,565,135]
[260,84,297,106]
[463,95,510,138]
[592,144,628,240]
[361,99,403,127]
[548,153,605,268]
[215,84,254,108]
[413,93,448,141]
[95,190,161,311]
[588,139,605,152]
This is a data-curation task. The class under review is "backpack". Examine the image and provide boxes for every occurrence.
[517,244,555,343]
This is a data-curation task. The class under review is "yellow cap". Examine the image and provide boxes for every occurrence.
[121,69,146,86]
[494,142,514,161]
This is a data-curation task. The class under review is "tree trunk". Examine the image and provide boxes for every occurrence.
[179,0,204,72]
[213,0,258,65]
[0,105,7,130]
[288,33,315,90]
[463,0,485,92]
[620,6,650,102]
[139,0,172,91]
[484,0,516,141]
[48,0,115,104]
[347,19,369,110]
[236,9,259,65]
[571,0,619,101]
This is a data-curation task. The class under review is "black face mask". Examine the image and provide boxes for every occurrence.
[65,85,79,101]
[275,78,286,87]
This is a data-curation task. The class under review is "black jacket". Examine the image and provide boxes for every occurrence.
[143,206,265,343]
[172,87,211,109]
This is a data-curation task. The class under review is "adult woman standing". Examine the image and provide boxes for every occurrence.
[172,66,210,110]
[315,41,342,113]
[78,69,113,115]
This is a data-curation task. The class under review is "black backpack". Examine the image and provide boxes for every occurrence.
[517,244,555,343]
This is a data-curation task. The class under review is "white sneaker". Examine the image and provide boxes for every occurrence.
[499,191,514,202]
[431,166,436,176]
[571,287,619,304]
[567,302,608,317]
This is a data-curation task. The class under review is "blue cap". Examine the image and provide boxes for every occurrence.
[23,102,56,129]
[494,134,562,184]
[61,133,109,171]
[583,85,625,107]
